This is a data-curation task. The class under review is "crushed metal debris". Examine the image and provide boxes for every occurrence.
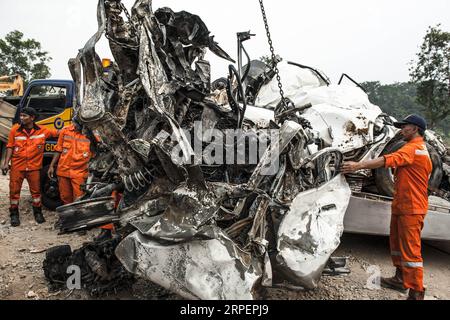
[43,0,450,300]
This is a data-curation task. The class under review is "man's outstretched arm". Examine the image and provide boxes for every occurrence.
[341,157,386,174]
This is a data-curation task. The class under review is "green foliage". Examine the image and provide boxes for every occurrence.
[260,55,273,66]
[362,81,422,120]
[362,81,450,140]
[409,25,450,129]
[364,25,450,145]
[259,54,282,67]
[0,30,52,85]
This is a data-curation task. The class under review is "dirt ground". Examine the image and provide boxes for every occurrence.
[0,173,449,301]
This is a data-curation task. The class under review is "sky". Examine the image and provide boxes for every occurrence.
[0,0,449,84]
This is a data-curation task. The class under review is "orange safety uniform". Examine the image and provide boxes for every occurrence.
[7,124,58,208]
[383,136,432,292]
[54,124,92,205]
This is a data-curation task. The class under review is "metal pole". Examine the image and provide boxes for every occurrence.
[237,34,243,83]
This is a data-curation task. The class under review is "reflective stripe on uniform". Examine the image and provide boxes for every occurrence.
[14,136,27,141]
[32,197,41,203]
[10,200,19,205]
[63,135,90,143]
[415,149,429,156]
[402,261,423,268]
[30,134,46,140]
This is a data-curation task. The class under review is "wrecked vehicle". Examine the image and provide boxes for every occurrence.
[44,0,450,300]
[240,59,450,241]
[44,0,353,299]
[241,59,449,201]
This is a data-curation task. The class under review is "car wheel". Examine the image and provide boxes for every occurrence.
[41,164,63,211]
[375,140,443,197]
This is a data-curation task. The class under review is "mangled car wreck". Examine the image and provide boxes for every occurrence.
[43,0,450,300]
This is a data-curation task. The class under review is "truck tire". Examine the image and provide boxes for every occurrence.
[0,141,7,164]
[41,164,63,211]
[375,140,443,197]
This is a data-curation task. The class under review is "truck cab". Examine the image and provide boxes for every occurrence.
[2,79,76,209]
[14,79,75,148]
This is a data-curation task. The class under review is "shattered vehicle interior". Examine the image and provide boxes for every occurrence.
[43,0,450,300]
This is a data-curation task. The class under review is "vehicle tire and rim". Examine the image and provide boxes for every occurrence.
[375,140,443,197]
[211,77,228,91]
[45,245,72,260]
[41,164,63,211]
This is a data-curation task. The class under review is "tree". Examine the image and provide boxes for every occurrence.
[409,24,450,130]
[362,81,423,121]
[0,30,52,85]
[362,80,450,144]
[260,54,282,67]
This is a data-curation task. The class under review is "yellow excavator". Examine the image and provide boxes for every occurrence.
[0,74,24,97]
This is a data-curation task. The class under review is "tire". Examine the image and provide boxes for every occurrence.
[375,140,443,197]
[45,245,72,260]
[41,164,63,211]
[429,148,444,191]
[211,77,228,91]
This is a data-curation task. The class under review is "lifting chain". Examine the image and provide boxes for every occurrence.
[258,0,290,114]
[105,1,140,50]
[119,2,139,36]
[105,32,139,51]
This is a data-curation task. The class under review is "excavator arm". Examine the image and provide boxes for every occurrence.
[0,75,24,97]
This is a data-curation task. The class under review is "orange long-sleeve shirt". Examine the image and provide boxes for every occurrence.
[7,124,58,171]
[54,124,92,179]
[384,137,433,215]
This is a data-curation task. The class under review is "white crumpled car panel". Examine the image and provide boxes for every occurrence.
[249,64,384,153]
[255,61,324,109]
[115,230,263,300]
[302,103,382,152]
[275,174,351,289]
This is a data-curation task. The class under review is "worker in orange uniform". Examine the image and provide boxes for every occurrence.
[48,118,91,205]
[1,107,59,227]
[342,114,432,300]
[48,118,115,242]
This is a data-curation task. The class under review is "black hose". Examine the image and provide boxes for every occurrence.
[227,65,247,129]
[241,45,251,84]
[338,73,367,93]
[287,61,330,86]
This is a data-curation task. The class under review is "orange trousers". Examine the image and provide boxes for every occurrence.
[10,169,41,209]
[58,176,86,205]
[390,214,426,292]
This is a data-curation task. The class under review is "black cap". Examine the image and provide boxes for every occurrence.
[21,107,38,118]
[393,114,427,131]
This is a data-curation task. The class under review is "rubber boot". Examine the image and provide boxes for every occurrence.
[10,207,20,227]
[380,267,407,293]
[407,289,425,300]
[94,229,112,242]
[33,206,46,224]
